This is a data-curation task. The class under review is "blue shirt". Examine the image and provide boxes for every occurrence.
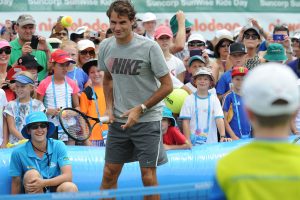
[9,139,71,179]
[66,67,89,92]
[223,92,251,138]
[216,70,232,96]
[287,59,300,78]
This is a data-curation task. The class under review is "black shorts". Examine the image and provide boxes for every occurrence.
[105,121,168,167]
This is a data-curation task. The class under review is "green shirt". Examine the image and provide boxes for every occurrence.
[216,141,300,200]
[9,38,53,81]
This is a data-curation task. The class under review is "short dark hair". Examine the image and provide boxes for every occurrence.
[254,114,292,127]
[106,0,136,21]
[273,25,289,36]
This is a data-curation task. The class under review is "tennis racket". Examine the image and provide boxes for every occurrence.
[58,108,109,142]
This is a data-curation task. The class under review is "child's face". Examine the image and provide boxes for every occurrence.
[161,118,170,134]
[194,75,211,90]
[54,62,70,77]
[88,66,104,84]
[79,47,95,65]
[229,53,247,67]
[62,46,78,64]
[188,60,205,75]
[156,35,172,52]
[232,75,244,90]
[15,82,32,99]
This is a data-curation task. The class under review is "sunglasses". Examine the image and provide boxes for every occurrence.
[220,43,231,48]
[56,32,68,36]
[80,50,95,56]
[0,47,11,55]
[188,42,205,47]
[29,123,48,130]
[291,38,300,43]
[244,34,259,40]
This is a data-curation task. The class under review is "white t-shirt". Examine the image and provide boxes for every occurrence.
[179,92,224,144]
[4,99,45,143]
[166,55,186,77]
[0,89,7,145]
[185,82,217,95]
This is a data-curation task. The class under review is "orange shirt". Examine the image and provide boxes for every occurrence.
[80,85,108,140]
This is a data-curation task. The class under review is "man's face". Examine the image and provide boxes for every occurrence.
[109,11,134,41]
[243,30,260,49]
[16,24,35,42]
[229,53,247,67]
[188,40,206,51]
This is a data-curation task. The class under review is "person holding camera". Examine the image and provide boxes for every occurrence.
[8,14,52,82]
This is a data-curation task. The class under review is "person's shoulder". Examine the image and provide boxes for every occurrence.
[100,37,115,48]
[50,138,66,148]
[9,38,20,48]
[223,91,233,101]
[287,59,299,67]
[134,33,156,46]
[39,75,52,84]
[11,142,28,155]
[171,54,184,63]
[82,86,93,100]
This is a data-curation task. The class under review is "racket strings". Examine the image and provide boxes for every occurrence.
[61,111,90,140]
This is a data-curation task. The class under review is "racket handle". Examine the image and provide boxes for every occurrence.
[100,116,109,123]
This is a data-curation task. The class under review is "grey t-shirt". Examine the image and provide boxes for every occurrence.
[99,33,169,123]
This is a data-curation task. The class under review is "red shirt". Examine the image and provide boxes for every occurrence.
[163,126,187,145]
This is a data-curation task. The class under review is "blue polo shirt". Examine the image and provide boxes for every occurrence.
[216,70,232,96]
[66,66,89,93]
[9,139,71,179]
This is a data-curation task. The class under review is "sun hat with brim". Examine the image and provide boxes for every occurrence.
[170,14,193,35]
[17,54,43,73]
[231,66,249,77]
[154,25,173,40]
[142,12,157,23]
[263,43,287,62]
[291,32,300,41]
[213,29,234,46]
[188,55,206,67]
[162,107,176,127]
[0,40,10,49]
[82,59,98,75]
[21,111,55,139]
[193,68,215,88]
[50,49,76,64]
[11,74,34,85]
[17,14,36,27]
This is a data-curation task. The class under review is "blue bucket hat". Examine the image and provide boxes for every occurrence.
[21,111,55,139]
[162,107,176,126]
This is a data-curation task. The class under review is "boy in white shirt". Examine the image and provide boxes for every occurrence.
[180,68,231,145]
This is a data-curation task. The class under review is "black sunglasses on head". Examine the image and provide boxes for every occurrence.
[0,47,11,55]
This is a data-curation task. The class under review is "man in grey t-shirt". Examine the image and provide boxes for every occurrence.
[98,0,173,194]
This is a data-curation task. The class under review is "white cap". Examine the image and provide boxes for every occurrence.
[46,38,62,44]
[292,32,300,40]
[74,26,88,34]
[77,39,95,51]
[233,27,243,38]
[193,67,215,88]
[187,33,206,43]
[142,12,157,23]
[242,63,300,116]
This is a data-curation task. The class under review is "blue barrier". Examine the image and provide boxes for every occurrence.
[0,139,251,196]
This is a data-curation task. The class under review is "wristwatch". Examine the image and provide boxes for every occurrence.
[140,104,147,113]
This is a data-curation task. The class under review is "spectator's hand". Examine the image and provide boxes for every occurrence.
[120,105,142,130]
[176,10,185,25]
[37,36,49,52]
[183,56,190,69]
[47,108,61,117]
[202,51,210,66]
[220,137,232,142]
[24,177,44,193]
[249,18,262,30]
[231,135,240,140]
[164,144,171,150]
[22,42,32,56]
[282,35,291,49]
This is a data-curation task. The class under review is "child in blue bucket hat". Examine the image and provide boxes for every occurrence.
[9,111,78,194]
